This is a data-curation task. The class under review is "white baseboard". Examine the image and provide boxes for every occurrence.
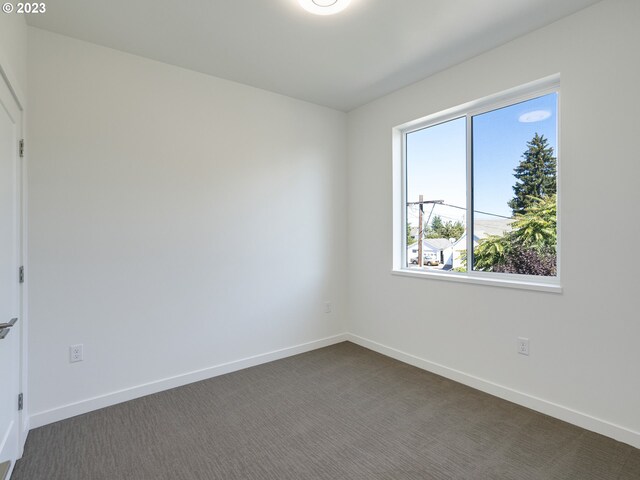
[29,333,349,429]
[346,333,640,449]
[28,332,640,450]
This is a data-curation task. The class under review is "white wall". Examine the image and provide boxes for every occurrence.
[0,10,27,96]
[27,28,347,424]
[347,0,640,447]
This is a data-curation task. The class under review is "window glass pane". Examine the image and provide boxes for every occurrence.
[472,93,558,276]
[406,117,466,270]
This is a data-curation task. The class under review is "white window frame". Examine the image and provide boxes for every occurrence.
[392,74,562,293]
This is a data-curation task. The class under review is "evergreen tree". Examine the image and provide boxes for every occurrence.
[427,215,464,240]
[429,215,444,236]
[508,133,557,215]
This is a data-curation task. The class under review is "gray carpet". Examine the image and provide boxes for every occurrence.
[12,342,640,479]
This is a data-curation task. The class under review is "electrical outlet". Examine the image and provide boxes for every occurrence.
[70,344,83,363]
[517,337,529,356]
[324,301,332,314]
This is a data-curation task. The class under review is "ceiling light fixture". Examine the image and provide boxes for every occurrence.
[298,0,351,16]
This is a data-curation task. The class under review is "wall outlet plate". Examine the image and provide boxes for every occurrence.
[70,344,83,363]
[517,337,529,356]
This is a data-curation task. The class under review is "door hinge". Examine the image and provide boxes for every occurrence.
[19,266,24,283]
[19,139,24,158]
[18,393,23,411]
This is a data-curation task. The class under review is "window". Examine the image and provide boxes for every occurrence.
[394,77,560,292]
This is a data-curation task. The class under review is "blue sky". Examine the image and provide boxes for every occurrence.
[406,93,557,229]
[406,117,466,227]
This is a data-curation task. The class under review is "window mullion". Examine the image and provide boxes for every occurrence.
[466,113,473,273]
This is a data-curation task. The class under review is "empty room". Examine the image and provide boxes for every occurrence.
[1,0,639,478]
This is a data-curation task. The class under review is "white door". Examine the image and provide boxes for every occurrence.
[0,71,23,477]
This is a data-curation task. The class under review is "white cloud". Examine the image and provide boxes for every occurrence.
[518,110,551,123]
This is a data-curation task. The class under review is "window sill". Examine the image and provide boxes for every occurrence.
[391,268,562,294]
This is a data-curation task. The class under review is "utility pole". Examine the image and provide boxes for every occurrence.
[407,198,444,267]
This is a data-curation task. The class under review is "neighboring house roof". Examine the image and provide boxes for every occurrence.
[412,219,513,253]
[407,242,433,253]
[452,218,513,250]
[452,234,479,251]
[424,238,452,250]
[407,238,454,252]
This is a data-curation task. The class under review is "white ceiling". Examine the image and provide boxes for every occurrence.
[26,0,601,111]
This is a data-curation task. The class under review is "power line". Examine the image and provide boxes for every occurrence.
[407,209,460,223]
[424,203,437,231]
[406,199,444,206]
[440,203,512,220]
[406,200,513,221]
